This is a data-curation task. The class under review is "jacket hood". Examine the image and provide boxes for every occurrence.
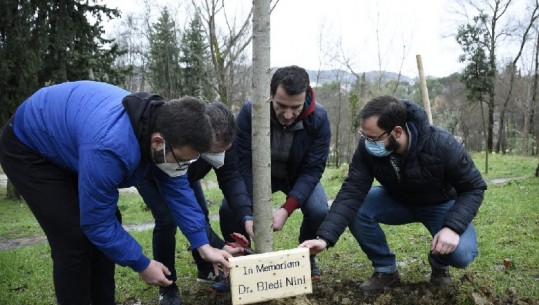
[122,93,165,162]
[400,99,431,151]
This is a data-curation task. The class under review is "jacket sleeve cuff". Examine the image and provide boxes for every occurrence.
[131,255,151,272]
[281,196,300,215]
[188,229,210,250]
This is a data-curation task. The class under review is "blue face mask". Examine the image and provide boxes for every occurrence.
[365,139,392,157]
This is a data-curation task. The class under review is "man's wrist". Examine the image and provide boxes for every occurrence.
[316,236,330,250]
[241,215,253,226]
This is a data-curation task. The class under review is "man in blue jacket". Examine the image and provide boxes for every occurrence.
[301,95,486,292]
[135,102,251,304]
[219,65,331,279]
[0,81,232,305]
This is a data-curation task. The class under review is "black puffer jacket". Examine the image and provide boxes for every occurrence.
[317,100,487,247]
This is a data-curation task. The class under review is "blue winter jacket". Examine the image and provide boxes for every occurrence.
[13,81,208,272]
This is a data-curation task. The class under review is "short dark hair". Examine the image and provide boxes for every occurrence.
[206,102,236,147]
[359,95,407,131]
[154,96,212,153]
[270,65,310,96]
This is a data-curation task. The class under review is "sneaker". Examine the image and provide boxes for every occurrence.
[196,267,218,283]
[211,275,231,294]
[359,271,400,292]
[159,283,181,305]
[430,266,451,285]
[310,256,321,281]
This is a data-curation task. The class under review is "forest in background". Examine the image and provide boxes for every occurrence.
[1,0,538,167]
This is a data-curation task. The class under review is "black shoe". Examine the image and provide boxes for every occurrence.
[310,256,321,281]
[359,271,400,292]
[430,266,451,285]
[159,283,181,305]
[196,267,218,283]
[211,274,230,294]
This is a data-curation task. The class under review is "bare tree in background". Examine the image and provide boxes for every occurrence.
[495,0,539,153]
[455,0,513,152]
[194,0,253,105]
[528,29,539,154]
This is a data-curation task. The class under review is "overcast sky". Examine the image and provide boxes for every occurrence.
[103,0,529,78]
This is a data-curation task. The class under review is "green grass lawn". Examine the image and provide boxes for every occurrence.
[0,153,537,304]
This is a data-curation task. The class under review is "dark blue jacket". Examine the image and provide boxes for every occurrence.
[232,91,331,217]
[187,152,251,225]
[13,81,209,272]
[317,100,487,246]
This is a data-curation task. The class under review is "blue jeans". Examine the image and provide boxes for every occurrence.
[135,179,222,280]
[348,186,478,273]
[219,182,329,243]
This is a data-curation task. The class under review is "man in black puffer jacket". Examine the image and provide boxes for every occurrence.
[301,95,486,292]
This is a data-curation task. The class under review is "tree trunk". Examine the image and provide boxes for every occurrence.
[487,93,495,153]
[528,30,539,155]
[480,99,489,174]
[251,0,273,254]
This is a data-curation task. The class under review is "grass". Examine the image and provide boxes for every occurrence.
[0,153,538,304]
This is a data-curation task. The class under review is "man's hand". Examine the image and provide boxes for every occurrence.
[244,220,254,238]
[299,239,327,256]
[223,244,245,256]
[431,227,460,255]
[197,244,233,276]
[139,260,173,286]
[272,208,289,231]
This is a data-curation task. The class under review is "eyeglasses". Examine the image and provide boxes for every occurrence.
[358,129,390,143]
[168,142,200,171]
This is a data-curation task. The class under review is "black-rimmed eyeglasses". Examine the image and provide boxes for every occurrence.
[168,142,200,171]
[358,129,390,143]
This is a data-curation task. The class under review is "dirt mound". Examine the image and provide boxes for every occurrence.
[171,272,538,305]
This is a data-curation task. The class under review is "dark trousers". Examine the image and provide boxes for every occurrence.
[135,178,225,278]
[0,119,116,305]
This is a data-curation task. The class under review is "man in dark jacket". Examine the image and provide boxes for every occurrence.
[136,102,251,305]
[219,65,332,279]
[0,81,232,305]
[301,95,486,292]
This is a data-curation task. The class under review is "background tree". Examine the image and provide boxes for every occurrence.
[39,0,126,84]
[194,0,253,106]
[457,14,496,148]
[114,13,150,92]
[455,0,514,152]
[179,13,214,102]
[457,16,495,171]
[495,1,539,153]
[147,8,182,99]
[0,0,44,125]
[0,0,125,199]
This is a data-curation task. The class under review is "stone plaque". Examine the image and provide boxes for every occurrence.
[229,247,312,305]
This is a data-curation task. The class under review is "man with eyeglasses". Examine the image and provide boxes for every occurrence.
[135,102,251,305]
[301,95,486,293]
[0,81,232,305]
[219,65,332,281]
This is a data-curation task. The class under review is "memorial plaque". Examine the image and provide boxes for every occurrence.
[229,247,312,305]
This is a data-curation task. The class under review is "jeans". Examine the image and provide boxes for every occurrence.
[348,186,479,273]
[219,182,329,244]
[135,179,224,279]
[0,118,116,305]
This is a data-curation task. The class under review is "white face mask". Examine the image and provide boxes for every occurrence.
[201,151,226,169]
[154,142,196,177]
[156,162,188,177]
